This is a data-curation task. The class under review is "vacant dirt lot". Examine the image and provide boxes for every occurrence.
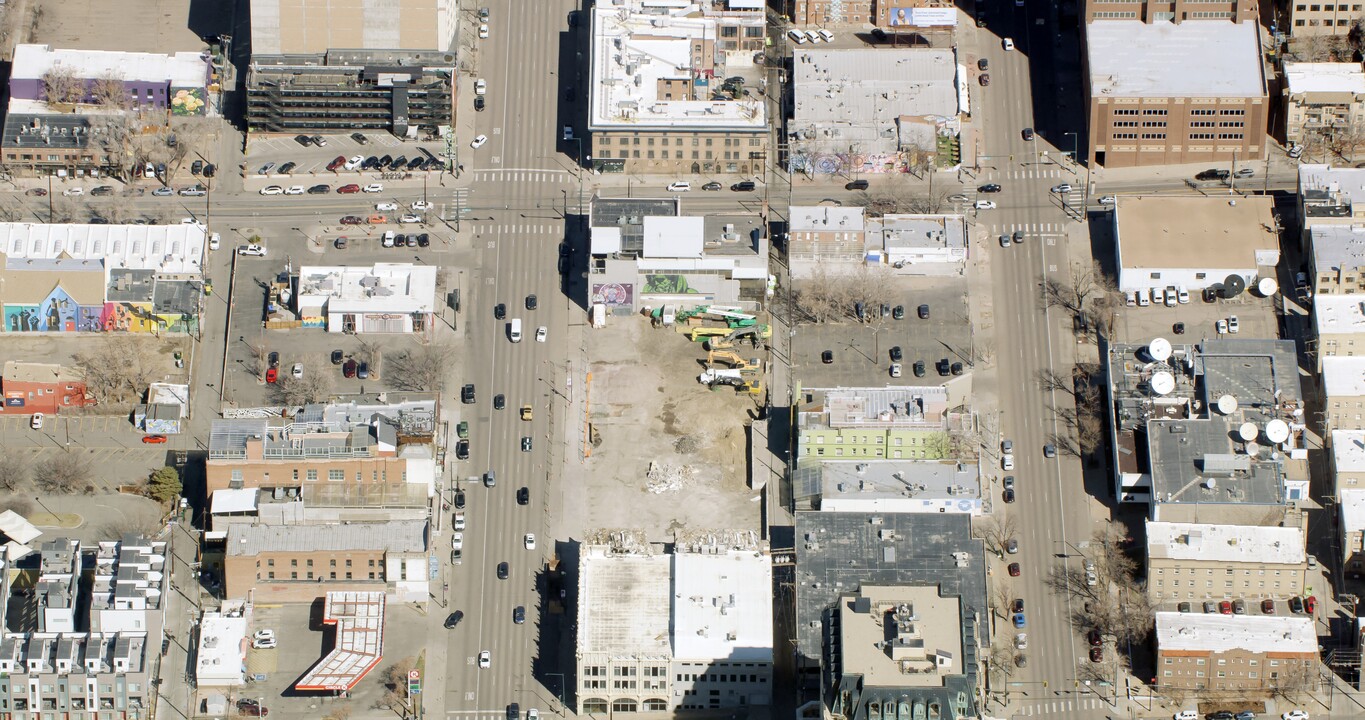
[561,315,764,543]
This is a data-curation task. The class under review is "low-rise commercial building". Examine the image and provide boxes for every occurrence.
[1154,612,1318,692]
[0,538,169,720]
[587,0,768,176]
[794,459,981,514]
[10,44,211,112]
[790,48,961,175]
[1284,63,1365,147]
[0,360,93,414]
[1298,165,1365,238]
[1084,21,1266,168]
[223,521,428,603]
[1146,521,1307,602]
[296,263,438,334]
[1112,196,1280,295]
[787,206,867,277]
[797,387,954,461]
[575,530,772,714]
[877,214,967,276]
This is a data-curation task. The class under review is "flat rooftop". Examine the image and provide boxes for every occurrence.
[798,387,951,429]
[791,49,959,149]
[296,591,386,691]
[588,4,766,132]
[1324,356,1365,396]
[297,264,437,315]
[1333,430,1365,473]
[839,585,963,687]
[1341,488,1365,532]
[11,44,208,88]
[1114,196,1278,272]
[251,0,455,55]
[672,550,773,662]
[590,197,679,257]
[1285,62,1365,95]
[1146,521,1304,565]
[578,548,672,658]
[1155,611,1316,654]
[1087,21,1265,98]
[879,214,967,253]
[2,361,83,385]
[1311,222,1365,271]
[196,610,248,685]
[1315,295,1365,336]
[225,521,427,555]
[790,206,866,233]
[0,223,206,275]
[802,460,981,514]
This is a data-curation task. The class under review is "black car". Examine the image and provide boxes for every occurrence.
[378,154,393,167]
[951,362,964,375]
[845,179,869,190]
[892,305,904,320]
[1022,128,1035,141]
[268,352,280,368]
[425,157,446,171]
[89,216,110,224]
[406,156,426,170]
[507,704,519,720]
[494,394,505,410]
[456,440,469,459]
[977,58,989,71]
[978,183,1002,193]
[918,304,930,319]
[889,346,902,362]
[475,95,486,111]
[1173,322,1186,335]
[513,606,525,624]
[330,349,343,365]
[445,611,464,628]
[203,163,216,178]
[526,294,538,310]
[351,132,368,145]
[389,155,407,171]
[821,350,834,364]
[521,437,533,452]
[278,162,296,174]
[308,184,331,194]
[936,358,951,376]
[494,303,506,319]
[417,233,430,247]
[1207,713,1235,720]
[497,562,509,579]
[517,487,529,505]
[913,360,926,377]
[90,185,115,196]
[1003,487,1015,503]
[363,156,381,170]
[731,181,756,192]
[461,383,476,404]
[454,489,466,508]
[191,159,204,175]
[1196,169,1230,181]
[295,134,313,146]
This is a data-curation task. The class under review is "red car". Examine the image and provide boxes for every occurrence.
[1089,647,1103,663]
[1218,600,1232,615]
[1305,596,1317,614]
[141,435,168,444]
[337,184,361,194]
[236,699,269,717]
[265,367,278,384]
[326,155,346,171]
[1008,563,1020,577]
[340,215,364,224]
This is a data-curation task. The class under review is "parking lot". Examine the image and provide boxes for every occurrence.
[790,276,974,387]
[245,132,451,180]
[1110,283,1279,345]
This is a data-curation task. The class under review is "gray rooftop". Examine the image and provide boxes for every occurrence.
[3,113,95,151]
[795,459,981,513]
[1087,21,1265,98]
[225,520,428,555]
[1311,223,1365,271]
[106,270,155,303]
[878,214,967,252]
[590,197,679,257]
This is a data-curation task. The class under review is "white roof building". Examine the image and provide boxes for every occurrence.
[1323,356,1365,397]
[790,206,866,234]
[587,2,766,133]
[672,549,773,662]
[642,216,705,259]
[1315,294,1365,338]
[1155,612,1316,653]
[195,604,250,688]
[1286,62,1365,95]
[296,264,437,333]
[0,222,206,275]
[875,214,967,276]
[1343,488,1365,534]
[1146,522,1305,565]
[1087,21,1264,99]
[11,44,209,89]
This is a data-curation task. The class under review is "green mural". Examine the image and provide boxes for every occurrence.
[643,274,699,294]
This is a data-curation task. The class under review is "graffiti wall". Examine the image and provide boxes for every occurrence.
[643,275,702,295]
[101,303,159,332]
[789,151,910,176]
[4,287,103,332]
[591,283,634,308]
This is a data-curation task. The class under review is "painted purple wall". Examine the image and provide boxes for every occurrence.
[11,78,174,108]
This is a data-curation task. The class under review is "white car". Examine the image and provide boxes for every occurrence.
[667,181,691,192]
[1098,195,1117,205]
[1163,287,1177,307]
[252,629,277,649]
[471,134,488,149]
[411,200,433,211]
[475,79,487,95]
[376,201,399,212]
[479,23,489,38]
[291,362,303,379]
[974,200,997,210]
[63,187,84,196]
[1003,38,1015,50]
[237,244,267,257]
[535,326,547,342]
[1176,286,1190,304]
[1050,183,1073,194]
[1014,633,1027,649]
[285,185,305,195]
[524,533,536,550]
[362,183,384,193]
[1173,712,1198,720]
[1001,454,1015,471]
[452,532,464,551]
[209,233,221,251]
[454,512,466,531]
[1281,712,1310,720]
[478,650,491,668]
[399,214,422,224]
[1216,318,1229,334]
[1124,290,1135,306]
[259,185,284,195]
[30,413,43,430]
[345,155,364,170]
[1228,315,1239,333]
[1136,289,1150,307]
[890,363,902,377]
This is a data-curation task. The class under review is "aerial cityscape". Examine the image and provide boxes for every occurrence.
[0,1,1363,720]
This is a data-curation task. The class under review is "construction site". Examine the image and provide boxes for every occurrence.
[560,306,773,542]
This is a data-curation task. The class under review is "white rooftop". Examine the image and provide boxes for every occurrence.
[790,206,866,233]
[1087,21,1264,98]
[1341,488,1365,532]
[817,460,981,514]
[642,216,704,259]
[11,44,208,88]
[296,591,385,692]
[791,49,959,150]
[579,549,672,657]
[1286,62,1365,95]
[1315,295,1365,337]
[1323,356,1365,397]
[0,222,206,274]
[672,550,773,662]
[1146,521,1304,565]
[196,610,248,686]
[1155,611,1316,653]
[210,488,260,515]
[1310,221,1365,270]
[1333,430,1365,473]
[297,264,437,315]
[588,3,766,131]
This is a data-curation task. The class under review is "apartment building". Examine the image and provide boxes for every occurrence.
[1323,356,1365,431]
[587,0,768,176]
[1332,430,1365,490]
[1154,613,1318,692]
[1080,0,1258,23]
[1285,63,1365,147]
[797,387,954,460]
[1084,20,1266,168]
[1288,0,1365,36]
[1309,223,1365,296]
[1146,522,1307,602]
[1341,489,1365,576]
[1312,295,1365,366]
[0,538,169,720]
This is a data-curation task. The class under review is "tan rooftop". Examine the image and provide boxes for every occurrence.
[1114,196,1277,271]
[838,585,962,687]
[3,360,84,384]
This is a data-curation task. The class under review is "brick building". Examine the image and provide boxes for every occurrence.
[1,361,93,414]
[1155,612,1319,692]
[1080,0,1258,23]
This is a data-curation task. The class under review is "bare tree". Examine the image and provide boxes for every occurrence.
[36,451,94,494]
[1291,34,1350,62]
[322,704,354,720]
[1036,368,1076,396]
[984,638,1018,680]
[0,455,30,493]
[974,514,1018,557]
[355,338,385,377]
[100,515,161,541]
[384,341,454,392]
[74,336,167,407]
[791,266,848,323]
[992,580,1014,620]
[377,656,416,714]
[42,63,84,105]
[90,71,130,109]
[922,429,975,459]
[1271,659,1322,704]
[270,360,336,406]
[48,197,78,223]
[846,265,896,319]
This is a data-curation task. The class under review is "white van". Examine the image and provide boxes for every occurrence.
[804,30,821,43]
[817,29,834,42]
[787,29,807,44]
[509,318,523,343]
[376,202,399,212]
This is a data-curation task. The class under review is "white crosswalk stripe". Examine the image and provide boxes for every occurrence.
[471,168,573,183]
[985,222,1068,235]
[468,223,563,235]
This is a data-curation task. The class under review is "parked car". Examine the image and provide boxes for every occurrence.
[259,185,284,195]
[237,699,269,717]
[308,184,331,194]
[338,184,362,194]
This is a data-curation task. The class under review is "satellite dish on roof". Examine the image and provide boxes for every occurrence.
[1149,337,1172,362]
[1246,442,1260,457]
[1221,274,1247,298]
[1239,422,1259,441]
[1150,372,1176,395]
[1257,277,1279,297]
[1266,419,1291,444]
[1216,395,1239,414]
